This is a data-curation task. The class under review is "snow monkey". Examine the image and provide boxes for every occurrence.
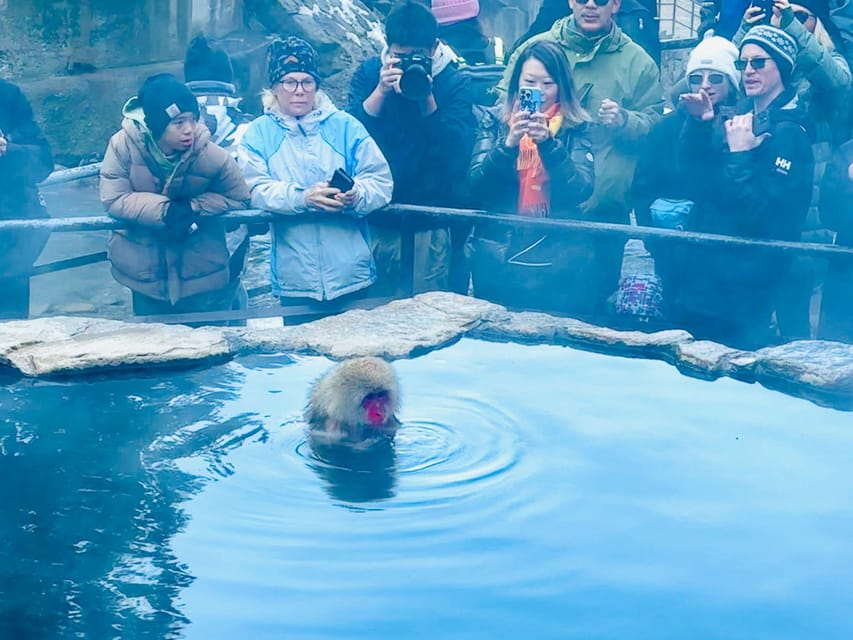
[305,357,401,444]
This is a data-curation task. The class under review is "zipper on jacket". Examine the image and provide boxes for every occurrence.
[315,224,326,300]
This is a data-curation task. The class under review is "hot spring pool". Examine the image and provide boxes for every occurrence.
[1,338,852,639]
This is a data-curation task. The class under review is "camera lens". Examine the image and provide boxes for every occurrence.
[399,63,431,100]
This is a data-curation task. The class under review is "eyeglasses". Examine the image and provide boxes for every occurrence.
[734,57,773,71]
[688,72,725,86]
[279,78,317,93]
[794,9,815,24]
[582,0,613,6]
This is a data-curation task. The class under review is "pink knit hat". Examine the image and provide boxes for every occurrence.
[431,0,480,25]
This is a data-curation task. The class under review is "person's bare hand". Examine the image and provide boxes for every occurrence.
[505,109,531,148]
[679,89,715,121]
[526,112,551,143]
[334,187,358,207]
[597,98,626,127]
[0,135,7,157]
[305,183,345,211]
[379,57,404,94]
[742,4,767,26]
[725,113,770,152]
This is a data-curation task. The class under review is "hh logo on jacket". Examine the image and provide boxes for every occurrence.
[774,156,792,175]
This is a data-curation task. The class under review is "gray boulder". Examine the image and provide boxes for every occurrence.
[243,0,385,103]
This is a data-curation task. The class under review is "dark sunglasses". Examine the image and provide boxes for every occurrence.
[688,72,725,86]
[734,57,772,71]
[794,9,815,23]
[582,0,613,6]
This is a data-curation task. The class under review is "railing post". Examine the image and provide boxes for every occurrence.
[399,213,416,297]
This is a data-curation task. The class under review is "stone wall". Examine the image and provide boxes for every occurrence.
[1,0,386,163]
[0,0,249,163]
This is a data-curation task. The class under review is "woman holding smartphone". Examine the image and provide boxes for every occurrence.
[238,37,393,322]
[466,40,594,315]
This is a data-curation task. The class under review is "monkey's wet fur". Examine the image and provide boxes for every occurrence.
[305,357,401,447]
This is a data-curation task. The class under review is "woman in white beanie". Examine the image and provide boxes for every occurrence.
[663,26,812,349]
[632,32,742,315]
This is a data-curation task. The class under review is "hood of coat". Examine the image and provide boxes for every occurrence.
[119,96,212,162]
[263,89,338,134]
[552,15,630,55]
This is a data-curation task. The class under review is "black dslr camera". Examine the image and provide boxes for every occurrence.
[397,52,432,100]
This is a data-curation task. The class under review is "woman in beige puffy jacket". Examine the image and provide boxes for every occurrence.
[100,73,250,322]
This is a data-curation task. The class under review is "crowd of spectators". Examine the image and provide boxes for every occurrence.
[2,0,853,349]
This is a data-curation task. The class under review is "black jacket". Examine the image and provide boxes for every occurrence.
[672,93,814,340]
[0,80,53,277]
[347,55,477,208]
[632,106,697,229]
[465,110,596,313]
[468,111,594,218]
[817,140,853,341]
[821,140,853,247]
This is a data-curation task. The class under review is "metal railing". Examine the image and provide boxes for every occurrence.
[4,205,853,325]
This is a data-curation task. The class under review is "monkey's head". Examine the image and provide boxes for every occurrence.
[307,357,401,439]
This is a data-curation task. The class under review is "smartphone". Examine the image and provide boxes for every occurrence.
[752,109,771,136]
[519,86,543,113]
[750,0,773,24]
[329,168,355,193]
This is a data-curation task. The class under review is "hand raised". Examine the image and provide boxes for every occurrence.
[379,58,403,94]
[505,109,531,148]
[742,4,768,26]
[525,111,551,143]
[724,113,770,152]
[679,89,715,121]
[597,98,626,128]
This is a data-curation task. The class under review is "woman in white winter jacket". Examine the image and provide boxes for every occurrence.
[238,37,393,320]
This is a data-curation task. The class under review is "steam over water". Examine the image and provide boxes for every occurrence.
[4,340,851,638]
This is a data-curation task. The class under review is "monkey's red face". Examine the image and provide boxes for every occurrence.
[362,392,390,427]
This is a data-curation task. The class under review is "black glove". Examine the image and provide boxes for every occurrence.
[162,199,198,241]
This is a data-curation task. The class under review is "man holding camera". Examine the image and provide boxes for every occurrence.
[348,0,477,294]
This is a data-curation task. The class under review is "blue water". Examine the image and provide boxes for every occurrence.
[1,339,852,639]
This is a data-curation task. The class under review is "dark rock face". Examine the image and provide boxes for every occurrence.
[242,0,384,102]
[0,0,193,79]
[1,0,384,163]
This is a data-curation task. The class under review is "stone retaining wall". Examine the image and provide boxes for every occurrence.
[1,292,851,411]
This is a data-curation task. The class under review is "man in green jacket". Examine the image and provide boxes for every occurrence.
[501,0,664,311]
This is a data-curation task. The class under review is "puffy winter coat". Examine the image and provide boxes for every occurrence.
[0,80,54,278]
[238,92,393,301]
[502,17,664,224]
[100,99,250,303]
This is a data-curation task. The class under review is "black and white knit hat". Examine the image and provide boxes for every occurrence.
[741,25,798,81]
[267,37,321,87]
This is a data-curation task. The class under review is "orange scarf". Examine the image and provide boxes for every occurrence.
[517,104,562,217]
